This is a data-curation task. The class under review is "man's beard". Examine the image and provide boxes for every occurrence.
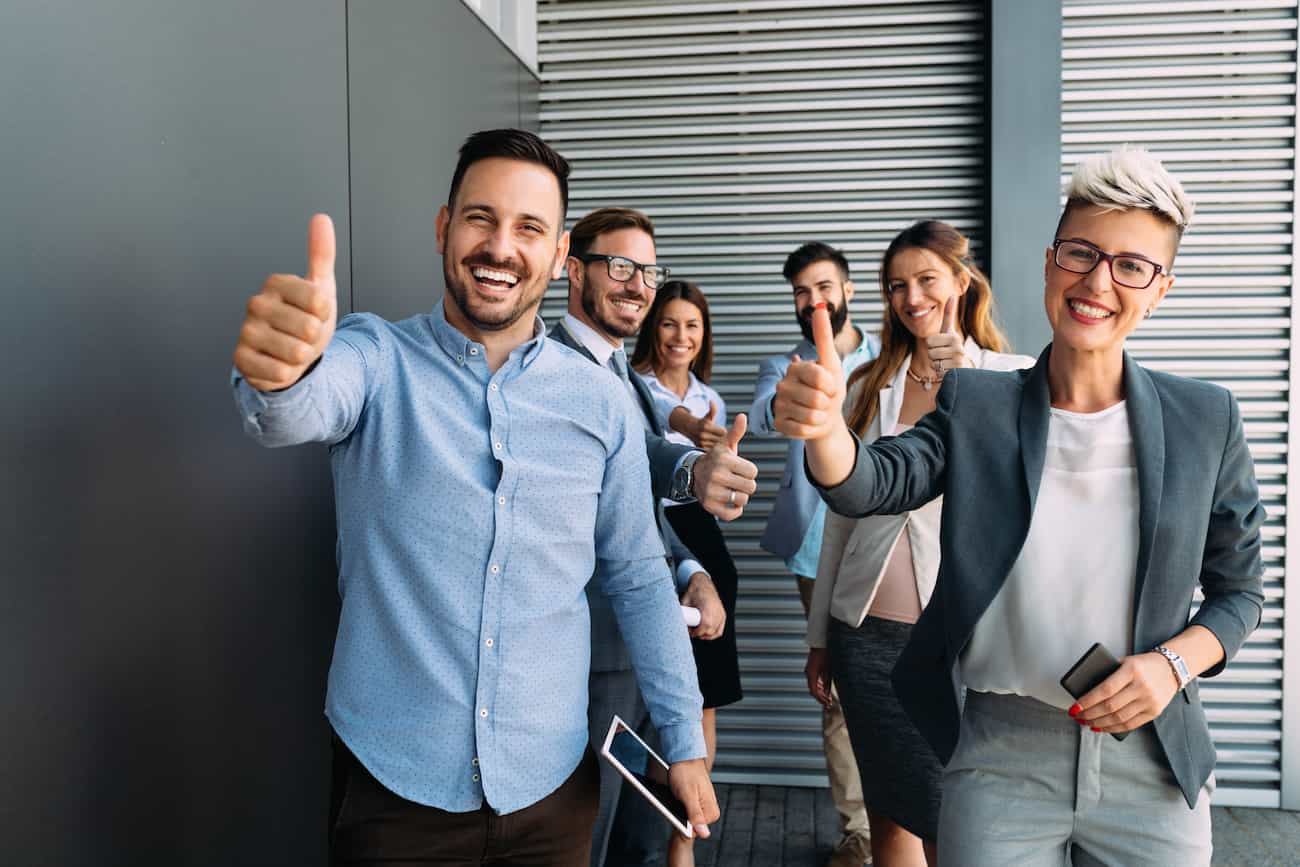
[581,281,644,339]
[443,253,547,333]
[798,301,848,344]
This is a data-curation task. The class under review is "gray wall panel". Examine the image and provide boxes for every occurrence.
[348,0,527,321]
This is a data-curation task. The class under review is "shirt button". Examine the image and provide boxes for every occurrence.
[472,773,480,782]
[480,708,489,718]
[458,355,464,364]
[490,564,500,574]
[470,347,479,355]
[485,638,494,648]
[498,496,506,505]
[490,383,499,391]
[494,442,502,450]
[472,757,479,766]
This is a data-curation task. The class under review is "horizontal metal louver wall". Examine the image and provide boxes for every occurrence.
[537,0,986,786]
[1062,0,1298,808]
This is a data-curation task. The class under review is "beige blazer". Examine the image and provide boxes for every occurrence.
[806,339,1034,647]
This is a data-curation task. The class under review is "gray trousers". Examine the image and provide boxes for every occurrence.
[587,668,666,867]
[939,691,1213,867]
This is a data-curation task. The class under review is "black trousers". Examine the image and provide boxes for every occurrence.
[330,736,600,866]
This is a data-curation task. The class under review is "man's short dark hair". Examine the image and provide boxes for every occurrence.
[448,129,570,223]
[782,242,850,283]
[568,207,656,259]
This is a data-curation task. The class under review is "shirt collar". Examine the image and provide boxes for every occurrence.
[431,300,547,369]
[562,312,623,367]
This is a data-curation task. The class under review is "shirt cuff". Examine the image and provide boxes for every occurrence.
[675,559,707,592]
[231,366,317,433]
[658,720,708,764]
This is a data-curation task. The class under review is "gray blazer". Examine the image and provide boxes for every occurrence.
[549,319,697,672]
[818,345,1266,809]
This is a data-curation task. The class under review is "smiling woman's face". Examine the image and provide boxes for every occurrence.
[1044,205,1175,357]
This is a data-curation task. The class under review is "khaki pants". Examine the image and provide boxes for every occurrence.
[797,575,868,837]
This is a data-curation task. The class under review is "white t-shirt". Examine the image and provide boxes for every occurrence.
[960,400,1138,710]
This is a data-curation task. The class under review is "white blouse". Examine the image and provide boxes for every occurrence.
[960,400,1139,710]
[639,369,726,449]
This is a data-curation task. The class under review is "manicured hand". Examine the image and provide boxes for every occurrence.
[772,303,846,440]
[668,758,720,839]
[924,295,970,373]
[681,572,725,640]
[671,402,727,449]
[1070,652,1181,733]
[693,413,758,521]
[805,647,833,708]
[234,214,338,391]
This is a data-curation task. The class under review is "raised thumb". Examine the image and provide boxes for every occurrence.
[726,412,748,452]
[811,303,841,375]
[706,402,718,423]
[941,294,958,334]
[306,213,337,284]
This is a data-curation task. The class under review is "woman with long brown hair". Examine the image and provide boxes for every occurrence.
[803,221,1033,865]
[631,280,742,867]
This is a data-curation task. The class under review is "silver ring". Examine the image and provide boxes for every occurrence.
[728,489,737,507]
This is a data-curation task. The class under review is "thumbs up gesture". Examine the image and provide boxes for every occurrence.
[670,401,728,449]
[924,295,971,374]
[691,412,758,522]
[772,302,847,441]
[233,214,338,392]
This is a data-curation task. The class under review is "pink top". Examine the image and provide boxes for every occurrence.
[866,422,923,625]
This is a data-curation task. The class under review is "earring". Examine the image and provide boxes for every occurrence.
[1145,308,1155,318]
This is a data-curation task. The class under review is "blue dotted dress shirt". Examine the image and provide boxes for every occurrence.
[232,303,705,814]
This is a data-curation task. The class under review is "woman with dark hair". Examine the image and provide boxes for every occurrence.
[774,147,1265,865]
[804,221,1033,866]
[631,280,741,867]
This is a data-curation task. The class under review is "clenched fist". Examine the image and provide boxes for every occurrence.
[234,214,338,392]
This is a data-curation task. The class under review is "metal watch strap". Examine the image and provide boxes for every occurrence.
[1153,645,1192,690]
[671,451,703,502]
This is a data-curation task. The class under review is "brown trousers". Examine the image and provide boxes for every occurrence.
[331,737,600,866]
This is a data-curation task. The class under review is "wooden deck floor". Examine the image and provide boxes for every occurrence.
[688,784,1300,867]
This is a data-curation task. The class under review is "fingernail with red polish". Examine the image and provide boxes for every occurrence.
[1076,719,1086,726]
[1068,704,1081,717]
[1090,727,1101,733]
[814,302,827,310]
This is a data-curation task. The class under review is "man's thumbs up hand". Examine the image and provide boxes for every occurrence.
[924,294,970,375]
[693,409,758,523]
[234,214,339,392]
[772,303,848,441]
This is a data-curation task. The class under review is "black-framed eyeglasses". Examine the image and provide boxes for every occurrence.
[1052,238,1166,290]
[575,253,670,290]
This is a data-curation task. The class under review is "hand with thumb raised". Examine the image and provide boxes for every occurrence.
[771,303,847,441]
[924,294,970,375]
[692,410,758,522]
[234,214,339,391]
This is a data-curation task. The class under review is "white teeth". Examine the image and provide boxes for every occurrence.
[613,301,641,312]
[1069,299,1114,319]
[471,267,519,286]
[907,307,935,318]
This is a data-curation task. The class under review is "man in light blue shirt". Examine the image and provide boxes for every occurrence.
[230,129,718,866]
[747,242,878,867]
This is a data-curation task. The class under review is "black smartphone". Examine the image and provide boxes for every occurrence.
[1059,642,1129,742]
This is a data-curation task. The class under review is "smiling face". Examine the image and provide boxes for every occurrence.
[791,259,853,344]
[655,297,704,374]
[435,157,567,334]
[569,227,658,341]
[885,246,969,339]
[1044,205,1175,358]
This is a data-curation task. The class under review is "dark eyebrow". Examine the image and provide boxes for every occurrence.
[459,202,552,232]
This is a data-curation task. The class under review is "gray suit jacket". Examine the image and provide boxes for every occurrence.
[549,319,697,672]
[818,345,1266,809]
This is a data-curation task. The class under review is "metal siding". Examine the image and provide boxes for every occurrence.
[539,0,986,786]
[1062,0,1297,808]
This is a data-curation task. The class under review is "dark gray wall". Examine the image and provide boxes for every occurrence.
[349,0,540,320]
[986,0,1061,355]
[0,1,534,864]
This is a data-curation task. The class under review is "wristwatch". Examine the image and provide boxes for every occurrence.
[669,451,703,502]
[1153,645,1193,691]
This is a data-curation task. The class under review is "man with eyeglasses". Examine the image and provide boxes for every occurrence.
[549,207,759,867]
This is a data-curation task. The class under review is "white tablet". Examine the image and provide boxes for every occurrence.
[599,715,693,840]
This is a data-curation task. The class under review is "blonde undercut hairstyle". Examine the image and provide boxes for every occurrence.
[1059,144,1195,252]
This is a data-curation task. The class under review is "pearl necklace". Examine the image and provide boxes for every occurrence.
[906,366,944,391]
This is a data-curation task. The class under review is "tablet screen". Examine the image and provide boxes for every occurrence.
[600,717,692,836]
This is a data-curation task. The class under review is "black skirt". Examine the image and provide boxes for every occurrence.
[664,501,742,709]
